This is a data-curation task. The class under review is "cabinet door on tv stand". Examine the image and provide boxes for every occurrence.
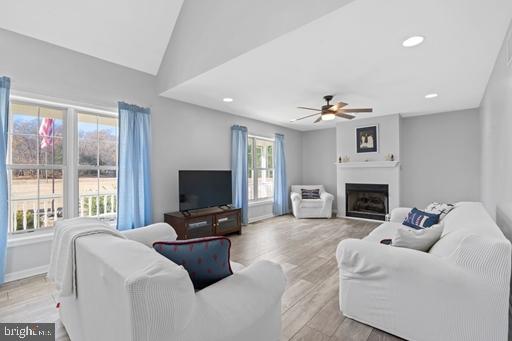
[186,216,214,239]
[215,211,241,235]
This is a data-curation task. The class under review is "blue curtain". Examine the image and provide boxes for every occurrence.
[231,125,248,224]
[0,77,10,284]
[117,102,152,230]
[273,133,289,216]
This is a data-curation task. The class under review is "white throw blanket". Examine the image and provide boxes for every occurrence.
[48,217,125,297]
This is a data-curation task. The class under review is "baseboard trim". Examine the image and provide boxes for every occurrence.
[249,213,274,224]
[5,265,48,283]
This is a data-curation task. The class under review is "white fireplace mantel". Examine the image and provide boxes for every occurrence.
[334,161,400,169]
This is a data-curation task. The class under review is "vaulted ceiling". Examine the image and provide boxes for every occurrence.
[1,0,511,131]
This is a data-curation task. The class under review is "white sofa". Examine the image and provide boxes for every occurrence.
[336,202,511,341]
[290,185,334,218]
[57,223,286,341]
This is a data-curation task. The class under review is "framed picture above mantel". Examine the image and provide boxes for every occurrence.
[356,125,378,153]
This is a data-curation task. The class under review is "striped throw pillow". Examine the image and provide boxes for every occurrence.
[301,189,321,199]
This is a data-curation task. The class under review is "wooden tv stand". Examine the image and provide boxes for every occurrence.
[164,207,242,240]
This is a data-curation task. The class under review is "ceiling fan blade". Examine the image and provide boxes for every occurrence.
[340,108,373,113]
[328,101,348,112]
[314,116,322,123]
[297,106,321,111]
[293,112,321,121]
[336,113,355,120]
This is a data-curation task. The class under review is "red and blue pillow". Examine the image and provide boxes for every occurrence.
[153,237,233,290]
[403,208,440,229]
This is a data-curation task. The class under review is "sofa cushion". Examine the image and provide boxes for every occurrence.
[154,237,233,290]
[299,199,323,208]
[392,224,443,252]
[301,188,321,199]
[364,222,403,243]
[403,208,440,229]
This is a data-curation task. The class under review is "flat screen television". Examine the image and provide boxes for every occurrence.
[179,170,232,212]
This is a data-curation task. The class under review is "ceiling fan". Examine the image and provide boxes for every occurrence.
[292,95,373,123]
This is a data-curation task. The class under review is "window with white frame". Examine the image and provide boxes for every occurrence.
[6,99,118,234]
[77,112,117,221]
[248,136,274,201]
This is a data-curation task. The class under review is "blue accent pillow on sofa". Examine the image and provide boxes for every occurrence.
[403,208,440,229]
[153,237,233,290]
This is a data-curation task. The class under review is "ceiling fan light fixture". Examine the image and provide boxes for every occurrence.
[402,35,425,47]
[322,113,336,121]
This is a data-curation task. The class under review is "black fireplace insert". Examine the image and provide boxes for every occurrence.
[345,183,389,221]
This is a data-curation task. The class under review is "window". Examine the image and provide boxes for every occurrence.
[248,136,274,201]
[7,102,65,233]
[7,98,118,234]
[77,113,117,221]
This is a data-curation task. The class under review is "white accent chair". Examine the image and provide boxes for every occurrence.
[56,222,286,341]
[336,202,511,341]
[290,185,334,218]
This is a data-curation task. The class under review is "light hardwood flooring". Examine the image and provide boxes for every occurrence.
[0,215,403,341]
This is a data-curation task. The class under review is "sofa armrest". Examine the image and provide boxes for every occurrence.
[320,192,334,202]
[336,238,509,340]
[187,260,286,339]
[121,222,177,247]
[388,207,412,223]
[290,192,301,202]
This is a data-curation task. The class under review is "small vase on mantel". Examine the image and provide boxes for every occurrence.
[385,153,395,161]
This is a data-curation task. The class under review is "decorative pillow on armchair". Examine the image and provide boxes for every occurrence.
[403,208,440,229]
[153,237,233,290]
[301,188,321,199]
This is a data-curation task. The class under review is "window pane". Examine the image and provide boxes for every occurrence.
[98,116,117,142]
[99,141,116,166]
[256,169,274,199]
[78,169,98,217]
[11,200,40,231]
[78,113,98,166]
[248,169,254,201]
[39,136,63,165]
[99,170,117,220]
[10,169,38,200]
[38,169,64,228]
[11,135,38,164]
[11,102,38,135]
[39,106,65,137]
[255,139,273,168]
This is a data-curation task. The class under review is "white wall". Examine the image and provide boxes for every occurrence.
[480,20,512,218]
[401,109,481,208]
[0,28,303,280]
[336,114,401,162]
[301,128,337,208]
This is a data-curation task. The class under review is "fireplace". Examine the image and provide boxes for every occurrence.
[345,183,389,221]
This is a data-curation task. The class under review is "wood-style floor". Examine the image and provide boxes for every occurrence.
[0,215,403,341]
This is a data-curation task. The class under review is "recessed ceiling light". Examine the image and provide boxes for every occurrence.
[425,93,438,99]
[222,97,234,103]
[402,36,425,47]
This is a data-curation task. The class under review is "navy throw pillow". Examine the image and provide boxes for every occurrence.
[403,208,440,229]
[153,237,233,290]
[301,189,321,199]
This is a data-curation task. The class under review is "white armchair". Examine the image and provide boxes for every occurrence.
[291,185,334,218]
